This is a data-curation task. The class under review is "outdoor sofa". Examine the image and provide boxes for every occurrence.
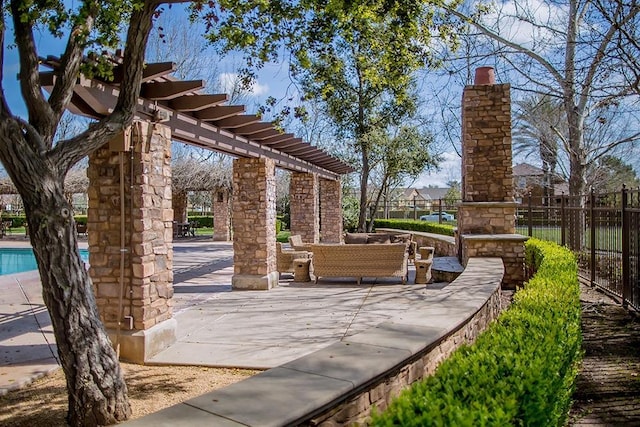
[310,242,409,285]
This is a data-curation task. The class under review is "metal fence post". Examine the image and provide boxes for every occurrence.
[590,189,596,286]
[528,192,533,237]
[622,185,630,308]
[561,192,566,247]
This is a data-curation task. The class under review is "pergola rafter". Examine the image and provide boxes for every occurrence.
[40,56,354,179]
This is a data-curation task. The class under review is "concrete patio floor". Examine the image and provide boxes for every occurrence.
[1,238,446,394]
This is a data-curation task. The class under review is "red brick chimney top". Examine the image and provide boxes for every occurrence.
[474,66,495,85]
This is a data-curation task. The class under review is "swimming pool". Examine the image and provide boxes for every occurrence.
[0,248,89,276]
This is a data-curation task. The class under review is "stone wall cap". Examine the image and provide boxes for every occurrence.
[461,234,529,242]
[459,201,519,208]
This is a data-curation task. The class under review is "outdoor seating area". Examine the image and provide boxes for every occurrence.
[282,233,430,285]
[309,242,409,284]
[0,220,12,237]
[172,221,197,238]
[344,231,417,263]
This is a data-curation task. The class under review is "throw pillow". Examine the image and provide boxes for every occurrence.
[345,232,368,244]
[367,234,391,244]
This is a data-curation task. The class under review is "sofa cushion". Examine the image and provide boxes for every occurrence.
[345,232,368,244]
[390,233,411,244]
[367,234,391,244]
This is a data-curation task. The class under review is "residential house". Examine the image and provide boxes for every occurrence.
[513,162,567,205]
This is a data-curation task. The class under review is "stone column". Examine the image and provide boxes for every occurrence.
[458,67,528,289]
[212,188,231,241]
[231,157,279,290]
[289,172,319,244]
[87,121,176,363]
[172,191,188,223]
[320,178,343,243]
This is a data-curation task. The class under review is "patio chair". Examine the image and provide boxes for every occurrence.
[288,234,313,252]
[276,242,311,275]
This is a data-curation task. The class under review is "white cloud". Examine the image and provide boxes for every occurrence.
[217,72,269,97]
[478,0,568,49]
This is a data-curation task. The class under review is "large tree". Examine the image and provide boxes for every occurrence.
[0,1,173,424]
[195,0,457,231]
[445,0,640,198]
[367,126,439,228]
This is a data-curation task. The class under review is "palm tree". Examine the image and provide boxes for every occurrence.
[513,95,565,206]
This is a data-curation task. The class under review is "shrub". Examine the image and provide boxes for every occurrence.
[373,219,455,236]
[371,239,582,426]
[276,230,290,243]
[1,214,27,228]
[187,215,213,228]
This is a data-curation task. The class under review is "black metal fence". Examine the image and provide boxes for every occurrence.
[372,199,461,222]
[517,187,640,311]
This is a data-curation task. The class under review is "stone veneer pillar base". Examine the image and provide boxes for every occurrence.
[107,318,177,364]
[232,158,277,290]
[212,188,231,241]
[319,178,343,243]
[232,271,280,290]
[461,234,528,289]
[290,172,319,244]
[88,121,175,362]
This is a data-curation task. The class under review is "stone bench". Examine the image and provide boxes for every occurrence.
[375,228,456,257]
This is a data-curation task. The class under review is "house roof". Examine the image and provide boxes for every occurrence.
[416,187,450,200]
[554,182,569,195]
[513,163,544,177]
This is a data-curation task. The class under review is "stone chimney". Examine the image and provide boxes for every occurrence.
[457,67,527,289]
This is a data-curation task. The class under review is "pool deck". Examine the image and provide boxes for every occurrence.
[0,237,455,395]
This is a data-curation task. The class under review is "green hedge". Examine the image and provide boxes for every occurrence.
[1,214,90,227]
[0,214,27,228]
[187,215,213,228]
[371,239,582,426]
[373,219,456,237]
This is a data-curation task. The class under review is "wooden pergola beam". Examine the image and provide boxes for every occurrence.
[213,114,261,129]
[39,55,355,177]
[270,138,304,150]
[234,122,275,135]
[142,80,205,100]
[169,94,228,111]
[195,105,246,121]
[247,129,283,140]
[259,133,296,145]
[112,62,176,84]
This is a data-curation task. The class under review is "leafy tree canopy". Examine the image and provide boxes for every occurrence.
[190,0,461,108]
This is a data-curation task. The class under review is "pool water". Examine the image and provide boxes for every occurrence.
[0,248,89,276]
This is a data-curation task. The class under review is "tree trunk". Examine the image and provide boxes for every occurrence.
[358,145,370,232]
[8,149,131,425]
[566,103,587,251]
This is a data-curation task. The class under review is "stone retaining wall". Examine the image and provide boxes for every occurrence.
[308,280,501,425]
[375,228,456,257]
